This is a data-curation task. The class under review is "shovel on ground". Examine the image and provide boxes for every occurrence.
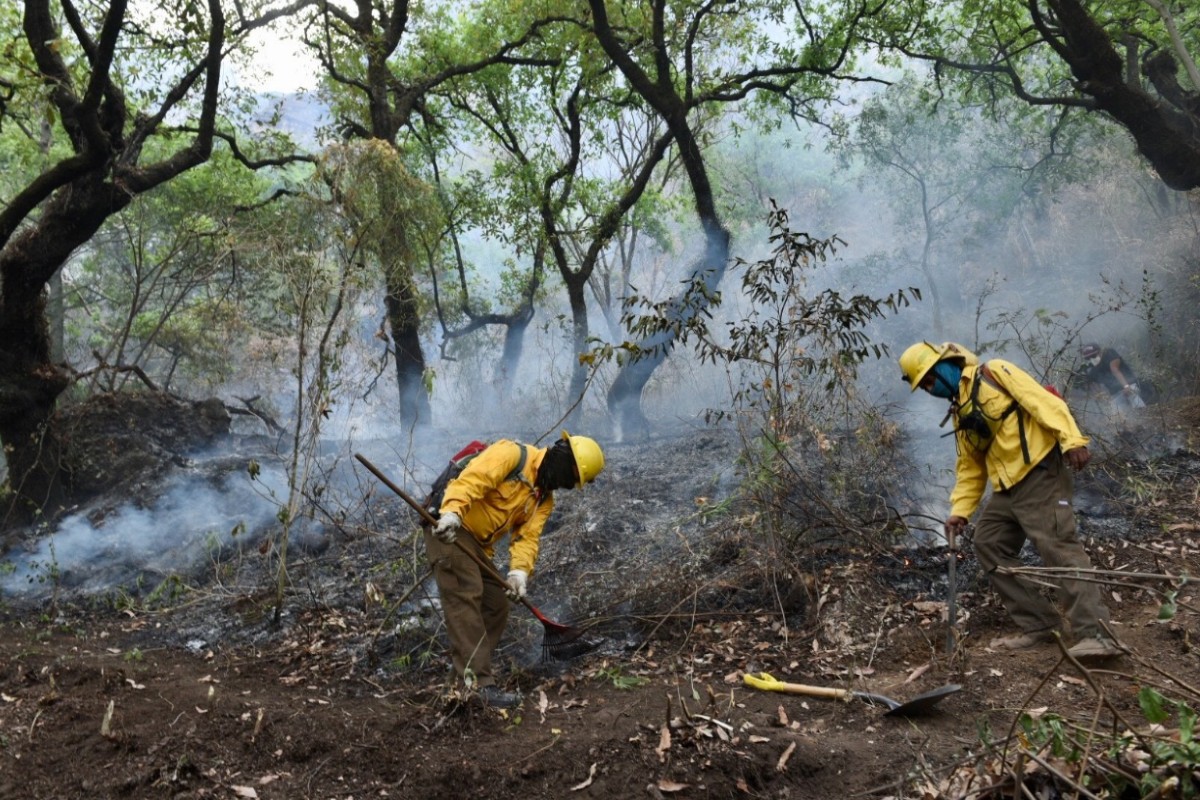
[743,672,961,717]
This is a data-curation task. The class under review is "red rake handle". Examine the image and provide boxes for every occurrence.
[353,453,567,630]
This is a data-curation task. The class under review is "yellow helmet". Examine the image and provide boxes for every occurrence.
[898,341,978,391]
[561,430,605,488]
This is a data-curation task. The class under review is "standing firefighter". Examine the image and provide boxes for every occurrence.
[899,341,1120,660]
[426,432,605,707]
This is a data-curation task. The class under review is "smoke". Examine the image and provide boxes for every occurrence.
[1,467,288,600]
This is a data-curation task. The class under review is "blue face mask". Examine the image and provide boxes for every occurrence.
[926,361,962,399]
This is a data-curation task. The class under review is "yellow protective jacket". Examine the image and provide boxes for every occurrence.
[949,359,1089,519]
[438,440,552,576]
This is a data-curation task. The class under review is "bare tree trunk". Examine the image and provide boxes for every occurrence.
[607,222,729,439]
[496,306,534,400]
[1,180,128,520]
[48,269,64,363]
[0,395,71,526]
[384,270,431,429]
[0,265,73,523]
[564,283,590,430]
[588,0,732,439]
[0,0,252,518]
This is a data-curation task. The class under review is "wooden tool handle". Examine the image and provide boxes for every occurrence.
[353,453,537,614]
[765,682,852,700]
[743,673,853,700]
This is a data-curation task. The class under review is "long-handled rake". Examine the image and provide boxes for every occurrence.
[354,453,598,661]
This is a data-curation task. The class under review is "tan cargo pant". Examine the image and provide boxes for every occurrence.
[973,446,1110,640]
[423,529,509,688]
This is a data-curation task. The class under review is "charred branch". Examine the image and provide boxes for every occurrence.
[233,396,285,435]
[75,350,163,394]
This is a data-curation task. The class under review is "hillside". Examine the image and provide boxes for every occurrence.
[2,405,1199,799]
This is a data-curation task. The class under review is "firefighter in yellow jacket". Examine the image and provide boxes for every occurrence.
[427,431,605,707]
[899,341,1120,660]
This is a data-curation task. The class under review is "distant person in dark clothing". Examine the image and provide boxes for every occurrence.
[1078,343,1146,414]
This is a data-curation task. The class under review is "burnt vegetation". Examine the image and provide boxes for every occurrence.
[3,379,1200,799]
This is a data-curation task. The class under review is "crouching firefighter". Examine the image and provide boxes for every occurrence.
[899,341,1120,660]
[425,431,605,707]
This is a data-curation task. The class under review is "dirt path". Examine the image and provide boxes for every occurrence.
[3,545,1197,799]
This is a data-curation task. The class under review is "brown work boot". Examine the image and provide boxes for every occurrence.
[989,630,1056,651]
[1067,637,1122,660]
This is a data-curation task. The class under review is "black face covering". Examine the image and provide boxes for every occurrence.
[536,439,578,492]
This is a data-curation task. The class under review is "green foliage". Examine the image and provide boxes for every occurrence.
[620,201,918,418]
[896,0,1152,100]
[869,0,1200,190]
[1014,692,1200,799]
[62,150,282,393]
[613,202,919,550]
[595,664,650,690]
[846,75,1099,231]
[24,544,60,588]
[1130,690,1200,798]
[1018,711,1081,761]
[421,6,685,371]
[1158,588,1179,621]
[730,214,914,399]
[226,146,424,621]
[319,141,443,269]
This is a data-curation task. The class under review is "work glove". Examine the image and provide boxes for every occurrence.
[505,569,528,601]
[432,511,461,544]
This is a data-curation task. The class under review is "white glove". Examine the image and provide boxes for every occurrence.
[432,511,461,544]
[505,569,528,601]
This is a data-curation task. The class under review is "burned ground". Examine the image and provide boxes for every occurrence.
[2,396,1199,799]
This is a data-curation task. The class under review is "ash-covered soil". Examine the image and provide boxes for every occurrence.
[2,394,1199,799]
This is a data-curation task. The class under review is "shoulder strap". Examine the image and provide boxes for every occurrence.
[979,362,1031,464]
[977,363,1015,410]
[977,363,1003,393]
[968,364,985,405]
[505,443,531,487]
[967,362,1012,413]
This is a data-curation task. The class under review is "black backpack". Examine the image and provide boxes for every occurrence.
[421,440,530,523]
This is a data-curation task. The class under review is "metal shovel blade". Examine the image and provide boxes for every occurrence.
[873,683,962,717]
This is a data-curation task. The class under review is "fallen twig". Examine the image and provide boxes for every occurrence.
[1021,747,1103,800]
[776,740,796,772]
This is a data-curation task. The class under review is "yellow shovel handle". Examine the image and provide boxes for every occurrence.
[742,672,852,701]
